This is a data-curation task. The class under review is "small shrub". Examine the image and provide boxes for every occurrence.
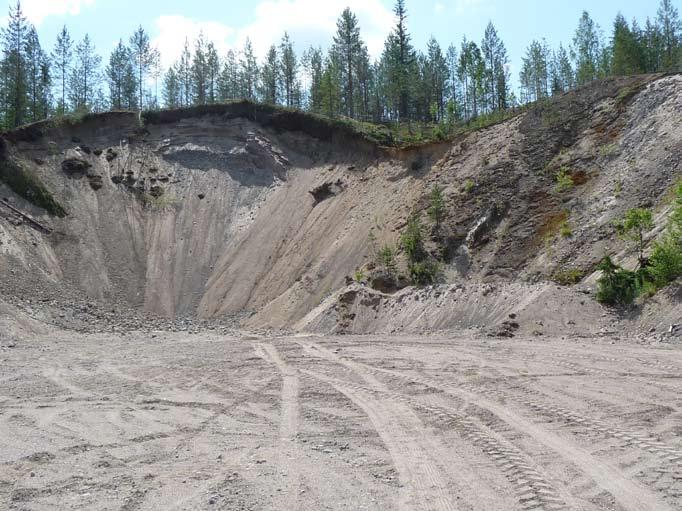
[377,245,398,278]
[427,185,445,230]
[555,167,574,193]
[553,267,584,286]
[596,256,638,306]
[599,143,618,157]
[614,208,653,264]
[408,260,439,286]
[463,179,475,194]
[354,269,366,283]
[648,180,682,287]
[400,215,427,264]
[559,220,572,238]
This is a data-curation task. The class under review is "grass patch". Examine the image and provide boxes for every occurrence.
[555,167,574,193]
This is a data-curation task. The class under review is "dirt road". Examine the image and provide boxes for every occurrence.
[0,331,680,510]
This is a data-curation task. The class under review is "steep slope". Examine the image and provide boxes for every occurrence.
[0,74,679,334]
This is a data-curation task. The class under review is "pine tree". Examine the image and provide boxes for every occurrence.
[445,44,461,123]
[643,17,664,72]
[106,39,136,110]
[279,32,299,108]
[191,32,208,105]
[177,39,192,107]
[240,38,258,100]
[162,66,180,108]
[481,22,508,112]
[218,49,239,101]
[206,42,219,104]
[657,0,681,71]
[332,8,364,118]
[391,0,415,120]
[2,1,29,127]
[260,44,279,104]
[129,26,155,110]
[550,43,573,94]
[424,37,447,121]
[51,25,72,115]
[302,46,323,113]
[458,39,484,119]
[520,40,550,103]
[25,26,50,122]
[319,54,341,118]
[69,34,101,112]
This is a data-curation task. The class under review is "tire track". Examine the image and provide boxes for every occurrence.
[301,341,674,511]
[303,369,459,511]
[298,341,568,511]
[255,343,300,510]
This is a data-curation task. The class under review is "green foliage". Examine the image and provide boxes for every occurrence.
[553,267,584,285]
[399,214,440,286]
[596,256,638,305]
[559,220,572,238]
[0,158,66,216]
[400,215,427,264]
[614,207,653,263]
[408,260,440,286]
[463,179,475,194]
[599,143,618,157]
[354,269,366,283]
[427,185,445,230]
[554,167,574,192]
[377,245,398,278]
[648,181,682,287]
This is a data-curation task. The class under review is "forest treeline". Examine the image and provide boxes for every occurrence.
[0,0,680,131]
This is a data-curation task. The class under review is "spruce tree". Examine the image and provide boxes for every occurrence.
[69,34,101,112]
[332,8,363,118]
[657,0,681,70]
[611,13,645,75]
[2,1,29,127]
[260,44,279,104]
[572,11,602,85]
[25,26,50,122]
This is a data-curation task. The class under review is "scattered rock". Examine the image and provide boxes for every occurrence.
[61,158,91,177]
[309,180,344,205]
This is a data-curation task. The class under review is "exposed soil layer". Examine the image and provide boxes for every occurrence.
[0,75,680,334]
[0,328,680,510]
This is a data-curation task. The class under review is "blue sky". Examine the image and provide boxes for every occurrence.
[7,0,677,87]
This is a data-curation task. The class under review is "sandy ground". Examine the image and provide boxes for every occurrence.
[0,331,680,511]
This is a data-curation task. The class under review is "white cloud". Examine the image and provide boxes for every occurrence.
[19,0,95,25]
[434,2,446,14]
[453,0,485,15]
[151,0,393,70]
[234,0,394,59]
[152,15,235,70]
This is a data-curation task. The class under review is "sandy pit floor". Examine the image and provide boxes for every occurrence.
[0,331,680,510]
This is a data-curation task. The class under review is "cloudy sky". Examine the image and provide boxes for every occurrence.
[6,0,671,88]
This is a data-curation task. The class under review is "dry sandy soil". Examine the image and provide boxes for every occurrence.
[1,329,680,510]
